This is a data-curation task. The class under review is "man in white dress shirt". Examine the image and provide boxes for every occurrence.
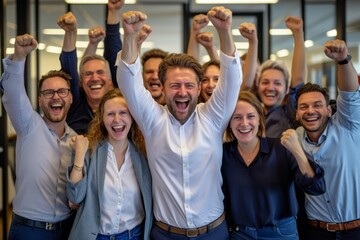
[117,6,242,239]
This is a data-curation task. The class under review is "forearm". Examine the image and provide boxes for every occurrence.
[241,38,258,91]
[62,30,77,52]
[218,29,235,57]
[290,29,306,87]
[83,42,99,57]
[337,62,359,92]
[187,29,200,60]
[205,45,219,61]
[292,149,315,177]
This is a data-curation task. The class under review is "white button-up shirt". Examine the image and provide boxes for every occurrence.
[116,51,242,228]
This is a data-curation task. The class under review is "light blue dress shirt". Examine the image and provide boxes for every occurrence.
[1,57,76,222]
[298,87,360,223]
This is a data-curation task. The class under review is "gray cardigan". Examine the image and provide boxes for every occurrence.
[67,140,152,240]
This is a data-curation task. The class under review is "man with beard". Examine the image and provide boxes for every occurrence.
[117,6,242,240]
[1,34,77,239]
[141,48,169,105]
[295,39,360,239]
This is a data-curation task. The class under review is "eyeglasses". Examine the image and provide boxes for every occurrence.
[40,88,70,99]
[82,69,106,78]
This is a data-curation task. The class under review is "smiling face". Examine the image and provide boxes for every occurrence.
[200,65,220,102]
[39,77,73,124]
[230,100,260,144]
[163,67,200,124]
[143,57,164,101]
[103,97,133,145]
[257,68,287,111]
[296,91,331,142]
[80,59,114,108]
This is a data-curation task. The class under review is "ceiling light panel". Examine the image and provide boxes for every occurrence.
[196,0,278,4]
[65,0,136,4]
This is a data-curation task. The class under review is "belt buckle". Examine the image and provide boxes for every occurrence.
[186,229,198,237]
[45,222,55,230]
[326,223,337,232]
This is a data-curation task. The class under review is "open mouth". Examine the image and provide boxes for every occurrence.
[50,103,64,113]
[175,99,189,111]
[112,125,125,133]
[304,117,320,124]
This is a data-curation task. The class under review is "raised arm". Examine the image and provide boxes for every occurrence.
[57,12,81,101]
[324,39,359,92]
[239,22,258,91]
[186,14,210,60]
[197,31,219,61]
[285,16,306,88]
[121,11,147,64]
[104,0,124,86]
[82,26,105,58]
[207,6,235,57]
[1,34,38,132]
[57,12,77,53]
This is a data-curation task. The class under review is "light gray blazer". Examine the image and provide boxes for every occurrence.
[67,140,152,240]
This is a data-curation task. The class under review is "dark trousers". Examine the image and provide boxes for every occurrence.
[150,220,229,240]
[8,220,72,240]
[8,213,75,240]
[306,224,360,240]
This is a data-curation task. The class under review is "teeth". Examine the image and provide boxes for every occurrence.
[239,129,251,133]
[90,84,102,90]
[112,126,125,133]
[306,117,318,121]
[51,103,62,107]
[265,93,275,97]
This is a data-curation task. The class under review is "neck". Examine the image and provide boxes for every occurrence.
[44,119,66,137]
[238,137,260,154]
[86,98,100,111]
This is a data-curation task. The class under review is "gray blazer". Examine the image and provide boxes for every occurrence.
[67,140,153,240]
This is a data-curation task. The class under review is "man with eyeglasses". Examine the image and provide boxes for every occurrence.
[1,34,77,240]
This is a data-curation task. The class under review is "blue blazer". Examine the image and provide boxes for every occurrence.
[67,140,153,240]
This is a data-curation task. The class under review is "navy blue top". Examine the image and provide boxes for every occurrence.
[222,138,325,229]
[265,83,303,138]
[60,22,122,134]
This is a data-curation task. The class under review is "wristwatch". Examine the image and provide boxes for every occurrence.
[337,54,352,65]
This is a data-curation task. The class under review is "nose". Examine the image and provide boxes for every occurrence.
[209,79,217,89]
[178,85,187,96]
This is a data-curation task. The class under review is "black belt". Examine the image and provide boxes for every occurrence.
[13,214,71,231]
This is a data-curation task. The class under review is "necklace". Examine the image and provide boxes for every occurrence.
[237,138,260,165]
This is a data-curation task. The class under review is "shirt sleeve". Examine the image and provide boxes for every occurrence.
[199,50,242,132]
[116,52,163,134]
[293,158,326,196]
[104,22,122,87]
[335,87,360,130]
[60,49,81,103]
[1,57,35,135]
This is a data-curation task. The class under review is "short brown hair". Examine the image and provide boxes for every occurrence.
[141,48,169,67]
[158,53,203,85]
[38,70,72,92]
[296,82,330,108]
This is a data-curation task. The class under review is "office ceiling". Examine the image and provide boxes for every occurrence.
[4,0,360,66]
